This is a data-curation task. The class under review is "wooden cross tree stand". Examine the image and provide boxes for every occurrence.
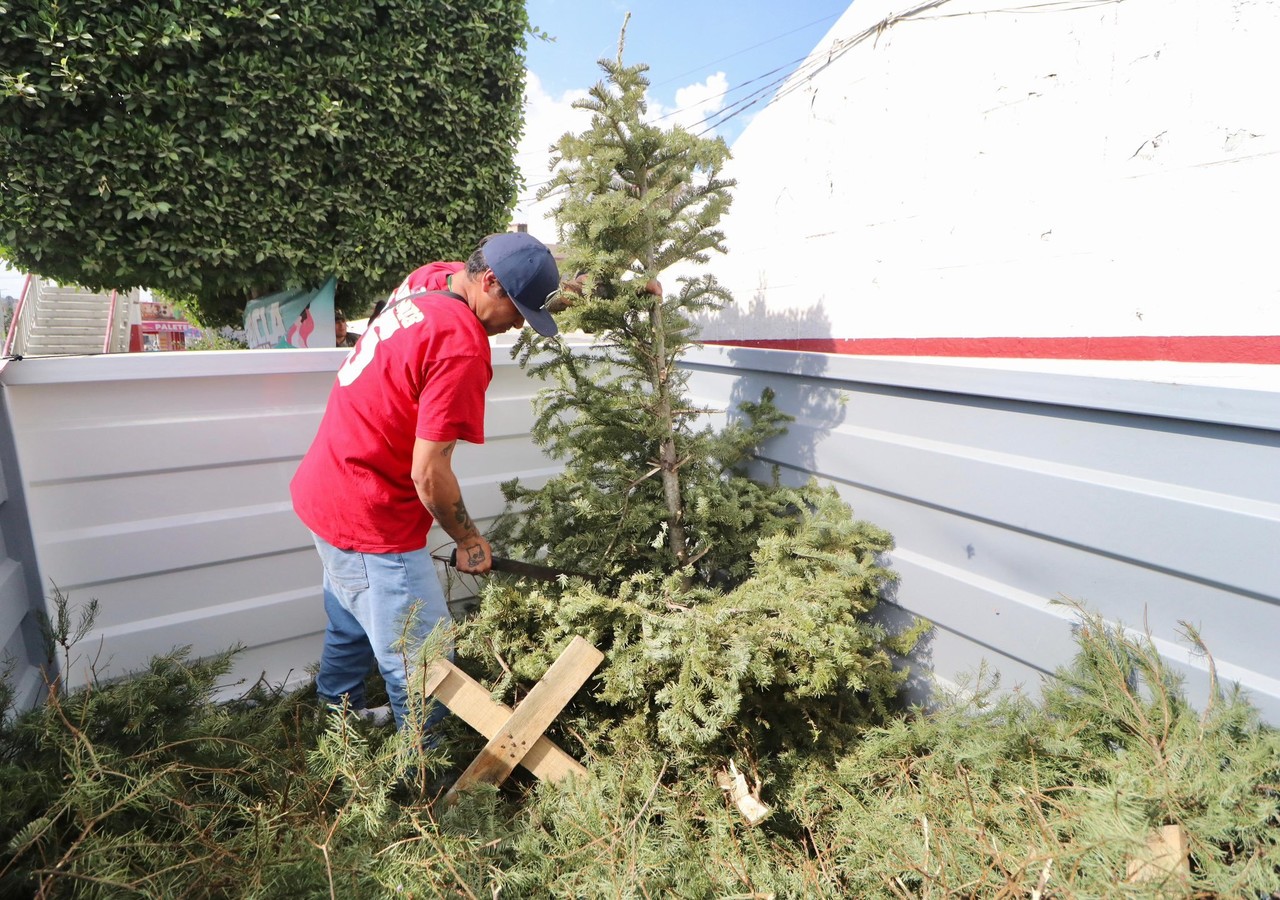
[419,636,604,799]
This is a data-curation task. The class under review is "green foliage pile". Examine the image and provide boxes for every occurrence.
[0,0,529,324]
[2,600,1277,898]
[0,644,476,898]
[464,492,925,762]
[785,609,1280,898]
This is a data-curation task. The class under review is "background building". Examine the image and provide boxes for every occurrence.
[688,0,1279,363]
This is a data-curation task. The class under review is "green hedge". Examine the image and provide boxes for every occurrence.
[0,0,529,323]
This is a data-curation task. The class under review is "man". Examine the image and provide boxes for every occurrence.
[334,311,359,347]
[290,232,561,729]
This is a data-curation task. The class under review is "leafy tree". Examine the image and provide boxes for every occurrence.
[459,34,926,763]
[0,0,530,324]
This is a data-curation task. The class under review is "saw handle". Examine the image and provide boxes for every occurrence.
[445,548,567,582]
[446,547,461,569]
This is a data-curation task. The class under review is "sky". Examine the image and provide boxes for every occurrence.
[0,1,849,297]
[0,261,25,302]
[515,0,851,240]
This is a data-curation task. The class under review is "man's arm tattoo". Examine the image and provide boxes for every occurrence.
[453,499,477,538]
[452,500,485,566]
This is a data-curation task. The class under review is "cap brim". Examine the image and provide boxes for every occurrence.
[510,299,559,337]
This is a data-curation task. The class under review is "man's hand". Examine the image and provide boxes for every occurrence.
[454,535,493,575]
[551,273,663,312]
[548,272,587,313]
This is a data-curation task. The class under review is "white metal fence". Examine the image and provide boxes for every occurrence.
[683,346,1280,719]
[1,347,1277,720]
[0,349,547,699]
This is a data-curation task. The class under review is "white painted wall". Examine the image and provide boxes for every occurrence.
[0,366,46,711]
[693,0,1280,342]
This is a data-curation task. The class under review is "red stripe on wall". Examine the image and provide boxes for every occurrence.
[703,336,1280,364]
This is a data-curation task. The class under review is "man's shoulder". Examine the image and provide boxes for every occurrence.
[417,295,489,352]
[369,291,487,359]
[403,260,465,293]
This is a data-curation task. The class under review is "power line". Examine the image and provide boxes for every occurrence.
[686,52,822,137]
[516,9,845,150]
[518,0,1105,188]
[513,46,819,188]
[649,52,814,125]
[509,54,812,186]
[518,3,951,176]
[648,12,842,89]
[689,0,955,137]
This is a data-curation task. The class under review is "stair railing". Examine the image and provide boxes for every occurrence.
[102,288,139,353]
[103,290,118,354]
[3,275,36,358]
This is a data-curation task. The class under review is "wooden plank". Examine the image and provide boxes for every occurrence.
[417,660,452,699]
[1125,824,1190,883]
[422,659,587,783]
[450,636,603,795]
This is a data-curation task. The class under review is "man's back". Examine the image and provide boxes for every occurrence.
[291,291,491,553]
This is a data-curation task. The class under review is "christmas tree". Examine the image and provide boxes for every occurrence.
[460,28,926,762]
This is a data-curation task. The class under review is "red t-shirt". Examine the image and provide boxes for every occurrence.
[291,262,489,553]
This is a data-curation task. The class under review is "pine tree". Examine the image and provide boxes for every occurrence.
[461,31,926,762]
[495,23,795,586]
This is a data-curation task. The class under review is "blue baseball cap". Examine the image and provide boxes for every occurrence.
[482,232,561,336]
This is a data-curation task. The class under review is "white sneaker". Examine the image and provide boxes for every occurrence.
[356,705,394,727]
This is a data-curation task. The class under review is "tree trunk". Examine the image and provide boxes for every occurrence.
[660,335,691,565]
[642,172,688,565]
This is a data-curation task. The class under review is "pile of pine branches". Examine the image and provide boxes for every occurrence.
[1,601,1276,898]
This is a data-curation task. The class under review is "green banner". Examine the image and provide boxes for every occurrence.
[243,276,337,349]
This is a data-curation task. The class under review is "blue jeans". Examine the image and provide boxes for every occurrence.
[311,532,451,730]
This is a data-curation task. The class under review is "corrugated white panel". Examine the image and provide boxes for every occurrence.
[3,346,1278,726]
[683,346,1280,721]
[0,372,48,711]
[0,349,552,694]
